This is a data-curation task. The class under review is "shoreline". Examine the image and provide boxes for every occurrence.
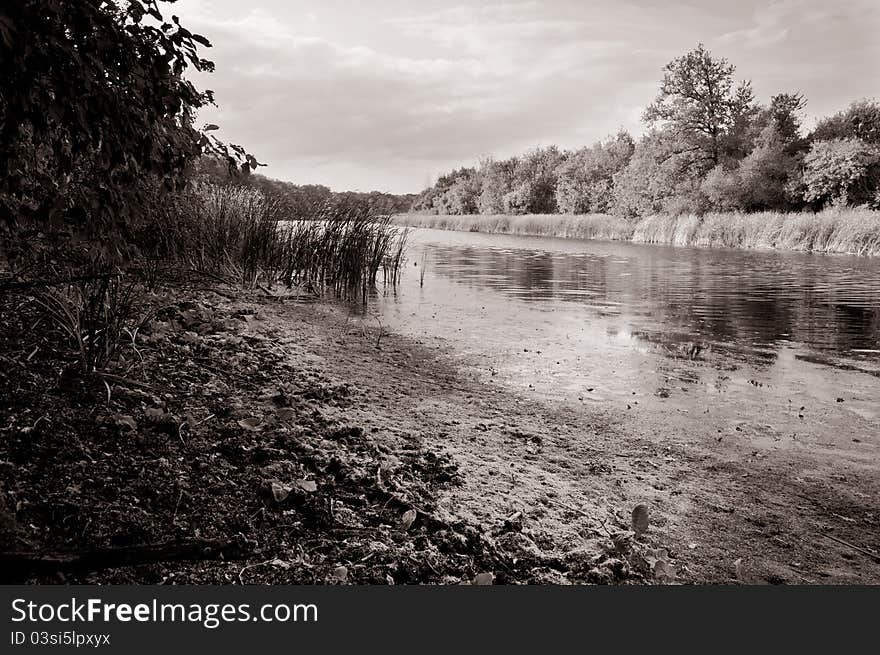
[394,210,880,257]
[1,281,878,584]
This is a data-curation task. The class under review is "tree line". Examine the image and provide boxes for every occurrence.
[413,44,880,218]
[194,156,419,216]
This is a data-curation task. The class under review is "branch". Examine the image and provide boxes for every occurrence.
[0,538,252,581]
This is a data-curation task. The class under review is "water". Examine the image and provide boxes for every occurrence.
[370,228,880,431]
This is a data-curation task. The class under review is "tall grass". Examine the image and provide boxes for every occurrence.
[153,184,409,296]
[395,213,634,241]
[631,209,880,255]
[397,209,880,256]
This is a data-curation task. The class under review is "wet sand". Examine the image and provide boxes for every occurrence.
[278,296,880,583]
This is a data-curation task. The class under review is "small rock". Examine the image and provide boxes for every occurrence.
[472,572,494,585]
[631,503,650,536]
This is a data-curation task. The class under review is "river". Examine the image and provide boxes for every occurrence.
[371,228,880,442]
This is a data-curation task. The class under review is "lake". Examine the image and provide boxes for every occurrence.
[370,228,880,440]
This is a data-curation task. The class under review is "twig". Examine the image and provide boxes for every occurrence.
[94,371,161,392]
[823,533,880,563]
[258,284,279,299]
[0,539,249,581]
[546,497,592,519]
[194,413,216,426]
[172,490,183,523]
[238,558,276,585]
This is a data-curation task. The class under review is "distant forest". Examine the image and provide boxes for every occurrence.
[197,156,419,216]
[413,44,880,218]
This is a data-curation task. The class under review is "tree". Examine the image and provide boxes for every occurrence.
[478,158,517,214]
[434,169,480,215]
[644,43,752,169]
[812,99,880,145]
[802,138,880,208]
[611,131,709,218]
[0,0,256,253]
[509,147,564,214]
[556,131,634,214]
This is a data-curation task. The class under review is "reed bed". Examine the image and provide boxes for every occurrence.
[397,209,880,256]
[632,209,880,255]
[162,184,408,295]
[395,213,634,241]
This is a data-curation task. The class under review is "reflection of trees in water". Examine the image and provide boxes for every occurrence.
[430,245,880,357]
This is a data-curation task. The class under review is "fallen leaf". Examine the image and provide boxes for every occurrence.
[399,509,417,531]
[276,408,296,421]
[238,417,263,432]
[271,481,290,503]
[653,558,677,584]
[114,414,137,431]
[295,479,317,493]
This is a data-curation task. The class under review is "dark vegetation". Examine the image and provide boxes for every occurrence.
[414,44,880,219]
[0,1,430,583]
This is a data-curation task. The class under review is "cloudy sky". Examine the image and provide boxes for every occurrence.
[175,0,880,193]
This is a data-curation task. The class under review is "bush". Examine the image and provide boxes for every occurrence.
[802,139,880,208]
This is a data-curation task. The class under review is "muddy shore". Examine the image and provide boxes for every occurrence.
[1,280,878,584]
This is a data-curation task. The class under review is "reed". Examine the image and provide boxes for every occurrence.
[396,209,880,256]
[155,184,409,296]
[395,213,634,241]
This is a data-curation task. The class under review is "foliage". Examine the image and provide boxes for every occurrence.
[415,43,878,219]
[555,132,634,214]
[0,0,258,261]
[643,43,752,168]
[33,273,149,375]
[812,99,880,145]
[802,139,880,208]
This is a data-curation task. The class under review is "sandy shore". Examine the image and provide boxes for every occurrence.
[2,282,877,584]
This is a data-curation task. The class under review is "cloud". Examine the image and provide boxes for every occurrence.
[717,1,796,48]
[176,0,880,192]
[181,2,648,190]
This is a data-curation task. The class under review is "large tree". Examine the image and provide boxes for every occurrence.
[644,43,753,170]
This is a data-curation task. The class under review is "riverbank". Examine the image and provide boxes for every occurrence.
[1,279,877,584]
[395,209,880,256]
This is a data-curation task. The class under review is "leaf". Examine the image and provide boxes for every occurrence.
[203,123,219,131]
[631,503,650,536]
[295,479,317,493]
[270,481,290,503]
[238,417,263,432]
[276,407,296,421]
[472,572,494,585]
[399,509,417,531]
[113,414,137,431]
[332,565,348,583]
[653,558,677,584]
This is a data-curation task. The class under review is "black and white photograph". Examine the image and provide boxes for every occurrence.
[1,0,879,605]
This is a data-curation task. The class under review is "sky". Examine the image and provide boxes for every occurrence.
[174,0,880,194]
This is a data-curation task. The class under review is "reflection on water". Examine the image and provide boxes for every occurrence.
[370,227,880,441]
[401,229,880,369]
